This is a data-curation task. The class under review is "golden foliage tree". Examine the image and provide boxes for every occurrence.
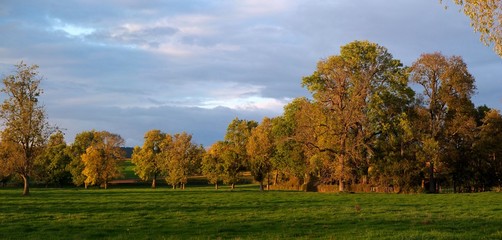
[302,41,409,192]
[163,132,202,189]
[410,52,476,193]
[202,142,225,189]
[441,0,502,57]
[131,129,169,188]
[0,62,50,195]
[81,131,125,189]
[247,117,274,191]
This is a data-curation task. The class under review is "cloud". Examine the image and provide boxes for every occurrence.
[1,0,501,148]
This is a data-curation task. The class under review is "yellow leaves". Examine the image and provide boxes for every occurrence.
[80,131,124,188]
[441,0,502,57]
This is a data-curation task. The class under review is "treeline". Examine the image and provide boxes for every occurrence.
[198,41,502,193]
[1,41,501,195]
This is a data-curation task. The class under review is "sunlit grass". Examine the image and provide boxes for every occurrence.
[0,186,501,239]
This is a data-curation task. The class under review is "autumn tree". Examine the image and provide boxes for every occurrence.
[302,40,410,192]
[163,132,202,189]
[202,142,225,189]
[247,117,274,191]
[131,129,168,188]
[410,52,476,193]
[81,131,125,189]
[225,118,258,170]
[270,99,311,187]
[441,0,502,57]
[0,62,51,195]
[67,130,101,187]
[474,109,502,191]
[33,131,72,187]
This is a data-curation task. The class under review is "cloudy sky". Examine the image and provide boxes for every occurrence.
[0,0,500,147]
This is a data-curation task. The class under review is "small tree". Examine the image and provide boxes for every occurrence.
[34,131,72,187]
[131,129,167,188]
[202,142,225,189]
[81,131,125,189]
[67,130,101,187]
[247,118,274,191]
[0,62,51,195]
[163,132,201,189]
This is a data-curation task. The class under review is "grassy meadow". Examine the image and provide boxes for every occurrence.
[0,186,501,239]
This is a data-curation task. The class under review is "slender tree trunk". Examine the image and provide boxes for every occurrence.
[267,174,270,190]
[104,181,108,190]
[274,170,278,185]
[85,182,88,189]
[215,183,218,190]
[172,184,176,189]
[182,183,185,190]
[429,161,435,193]
[21,174,30,196]
[152,178,156,189]
[259,181,264,191]
[231,183,235,190]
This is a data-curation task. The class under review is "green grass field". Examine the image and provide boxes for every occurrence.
[0,186,501,239]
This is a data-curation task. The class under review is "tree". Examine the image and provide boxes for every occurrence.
[475,109,502,191]
[302,41,410,192]
[34,131,72,187]
[221,118,258,189]
[247,118,274,191]
[224,118,258,169]
[131,130,168,188]
[163,132,202,189]
[410,52,476,193]
[81,131,125,189]
[67,130,100,187]
[441,0,502,57]
[202,142,225,189]
[0,62,51,195]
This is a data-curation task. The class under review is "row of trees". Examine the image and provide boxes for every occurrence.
[197,41,502,193]
[1,40,501,195]
[131,130,204,189]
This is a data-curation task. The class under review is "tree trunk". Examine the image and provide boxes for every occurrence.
[266,174,270,190]
[172,184,176,189]
[152,178,157,189]
[22,174,30,196]
[215,183,218,190]
[231,183,235,190]
[274,170,279,185]
[429,161,435,193]
[259,181,264,191]
[104,181,108,190]
[182,183,185,190]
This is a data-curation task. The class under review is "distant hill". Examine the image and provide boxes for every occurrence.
[122,147,134,159]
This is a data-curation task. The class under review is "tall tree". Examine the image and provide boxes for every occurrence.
[410,52,476,193]
[0,62,50,195]
[302,41,409,192]
[131,130,168,188]
[81,131,125,189]
[247,118,274,191]
[34,131,72,187]
[441,0,502,57]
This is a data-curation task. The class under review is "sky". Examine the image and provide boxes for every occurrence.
[0,0,501,147]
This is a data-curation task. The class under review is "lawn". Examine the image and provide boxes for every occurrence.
[0,186,501,239]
